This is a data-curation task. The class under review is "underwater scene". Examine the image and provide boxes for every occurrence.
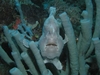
[0,0,100,75]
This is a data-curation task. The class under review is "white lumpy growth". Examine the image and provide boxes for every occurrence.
[38,15,64,59]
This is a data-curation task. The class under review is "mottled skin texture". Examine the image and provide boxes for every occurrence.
[38,15,64,69]
[38,16,64,59]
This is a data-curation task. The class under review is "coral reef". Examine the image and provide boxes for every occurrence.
[0,0,100,75]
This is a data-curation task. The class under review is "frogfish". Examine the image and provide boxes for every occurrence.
[38,15,68,70]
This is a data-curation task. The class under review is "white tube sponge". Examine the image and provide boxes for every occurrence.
[94,0,100,37]
[77,0,93,59]
[59,12,78,75]
[9,67,23,75]
[12,30,27,52]
[79,11,91,75]
[3,26,21,57]
[11,52,28,75]
[29,41,53,75]
[86,0,100,58]
[78,10,91,52]
[0,46,14,64]
[92,37,100,69]
[80,11,92,53]
[85,0,93,27]
[21,51,38,75]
